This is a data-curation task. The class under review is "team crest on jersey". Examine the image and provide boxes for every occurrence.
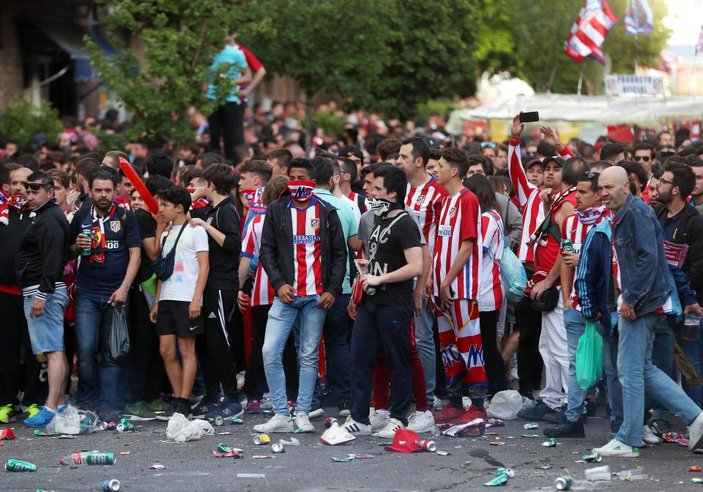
[310,218,320,231]
[109,220,121,233]
[415,195,426,205]
[448,207,457,219]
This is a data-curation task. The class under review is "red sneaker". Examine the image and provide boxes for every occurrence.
[458,405,487,423]
[434,402,465,424]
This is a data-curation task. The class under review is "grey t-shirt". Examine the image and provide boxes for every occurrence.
[359,207,427,254]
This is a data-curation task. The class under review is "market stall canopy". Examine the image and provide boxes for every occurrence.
[446,93,703,134]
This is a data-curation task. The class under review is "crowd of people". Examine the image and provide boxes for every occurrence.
[2,104,703,459]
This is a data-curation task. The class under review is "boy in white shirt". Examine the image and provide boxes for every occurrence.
[149,186,209,418]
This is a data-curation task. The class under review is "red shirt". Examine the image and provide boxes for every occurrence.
[534,189,577,277]
[242,214,274,306]
[405,177,446,255]
[290,198,323,296]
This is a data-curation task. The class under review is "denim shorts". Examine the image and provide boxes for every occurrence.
[23,287,68,354]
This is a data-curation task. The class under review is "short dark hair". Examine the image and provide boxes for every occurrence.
[103,150,130,168]
[372,165,407,203]
[600,143,625,161]
[463,174,497,211]
[441,147,469,178]
[337,157,357,182]
[401,137,430,167]
[688,157,703,169]
[239,159,273,185]
[377,137,402,162]
[0,166,10,187]
[27,171,54,190]
[266,148,293,168]
[158,185,191,213]
[339,146,364,166]
[624,162,647,192]
[146,152,173,179]
[577,171,600,193]
[146,175,173,196]
[76,156,100,181]
[563,157,586,186]
[287,157,317,180]
[468,154,494,176]
[182,166,204,186]
[47,169,70,189]
[90,166,119,187]
[537,141,556,158]
[360,162,381,180]
[311,157,334,185]
[664,161,696,199]
[198,152,225,169]
[203,163,236,195]
[633,141,655,157]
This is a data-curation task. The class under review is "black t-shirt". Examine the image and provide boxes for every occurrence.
[366,211,422,306]
[135,209,156,283]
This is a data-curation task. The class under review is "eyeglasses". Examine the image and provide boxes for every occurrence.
[634,155,651,162]
[659,177,674,186]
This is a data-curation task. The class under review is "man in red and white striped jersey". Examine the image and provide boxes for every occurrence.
[396,136,447,409]
[432,147,488,425]
[337,156,369,222]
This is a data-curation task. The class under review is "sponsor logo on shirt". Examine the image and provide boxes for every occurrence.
[293,234,320,244]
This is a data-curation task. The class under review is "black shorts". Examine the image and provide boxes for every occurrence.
[155,300,204,338]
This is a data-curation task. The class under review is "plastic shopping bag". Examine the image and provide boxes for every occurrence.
[107,305,130,360]
[576,321,604,390]
[500,247,527,304]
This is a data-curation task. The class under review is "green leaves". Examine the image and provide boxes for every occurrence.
[0,97,63,147]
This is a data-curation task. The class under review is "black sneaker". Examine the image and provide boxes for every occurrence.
[156,398,191,421]
[191,398,218,419]
[543,418,585,438]
[517,400,558,421]
[96,407,121,424]
[543,408,566,424]
[205,401,243,420]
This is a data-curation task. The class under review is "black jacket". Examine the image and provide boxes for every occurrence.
[0,205,33,287]
[260,196,346,298]
[16,201,69,296]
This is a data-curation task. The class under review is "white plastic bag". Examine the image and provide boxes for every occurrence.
[46,405,100,435]
[166,413,214,442]
[487,390,523,420]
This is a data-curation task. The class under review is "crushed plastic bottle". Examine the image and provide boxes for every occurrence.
[615,469,648,481]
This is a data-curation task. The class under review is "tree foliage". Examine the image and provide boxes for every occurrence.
[0,97,63,146]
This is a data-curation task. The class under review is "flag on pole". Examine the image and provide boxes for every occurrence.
[696,25,703,55]
[624,0,653,35]
[565,0,620,64]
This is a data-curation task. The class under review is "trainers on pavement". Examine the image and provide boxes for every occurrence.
[191,398,218,419]
[245,400,261,414]
[342,415,372,435]
[407,410,435,434]
[253,414,294,433]
[338,402,351,418]
[372,417,404,439]
[517,400,558,421]
[309,407,325,419]
[543,408,566,424]
[24,406,56,428]
[543,419,585,438]
[642,425,661,445]
[369,409,390,431]
[146,399,171,413]
[593,438,639,457]
[97,407,122,423]
[25,403,41,419]
[687,411,703,452]
[294,412,315,432]
[206,401,243,420]
[0,403,16,424]
[122,401,157,421]
[435,402,465,424]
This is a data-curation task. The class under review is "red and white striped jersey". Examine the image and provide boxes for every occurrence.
[347,191,369,222]
[241,214,274,306]
[433,188,482,301]
[290,198,323,296]
[508,139,541,263]
[562,211,608,308]
[405,177,447,255]
[478,209,505,312]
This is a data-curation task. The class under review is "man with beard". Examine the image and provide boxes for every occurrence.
[69,167,141,422]
[0,165,46,423]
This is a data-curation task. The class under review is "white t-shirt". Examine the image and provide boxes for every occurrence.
[158,224,209,303]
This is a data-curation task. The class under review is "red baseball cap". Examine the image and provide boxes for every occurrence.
[384,429,422,453]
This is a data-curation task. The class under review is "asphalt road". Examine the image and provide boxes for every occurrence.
[1,408,702,491]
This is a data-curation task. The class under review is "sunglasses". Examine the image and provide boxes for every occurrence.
[634,155,651,162]
[481,142,496,149]
[26,182,51,191]
[579,171,599,180]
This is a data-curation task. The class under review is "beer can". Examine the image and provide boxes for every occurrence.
[417,439,436,452]
[483,474,509,487]
[523,422,539,430]
[81,227,92,256]
[253,433,270,445]
[271,443,285,453]
[582,451,601,463]
[102,479,121,491]
[5,459,37,472]
[555,476,574,490]
[86,452,115,465]
[561,239,574,254]
[214,416,224,426]
[542,438,557,447]
[496,468,515,478]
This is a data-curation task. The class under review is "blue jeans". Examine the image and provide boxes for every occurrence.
[675,318,703,408]
[322,294,352,404]
[649,315,676,423]
[602,329,623,432]
[616,313,702,447]
[564,308,586,423]
[414,300,436,406]
[263,295,325,415]
[74,290,126,411]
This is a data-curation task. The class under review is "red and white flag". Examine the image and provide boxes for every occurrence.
[565,0,619,64]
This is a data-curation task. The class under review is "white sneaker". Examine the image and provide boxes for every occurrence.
[642,425,661,445]
[342,416,372,435]
[309,408,325,419]
[593,438,639,457]
[294,412,315,432]
[253,414,294,433]
[369,409,390,431]
[372,417,404,439]
[407,410,435,434]
[688,411,703,452]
